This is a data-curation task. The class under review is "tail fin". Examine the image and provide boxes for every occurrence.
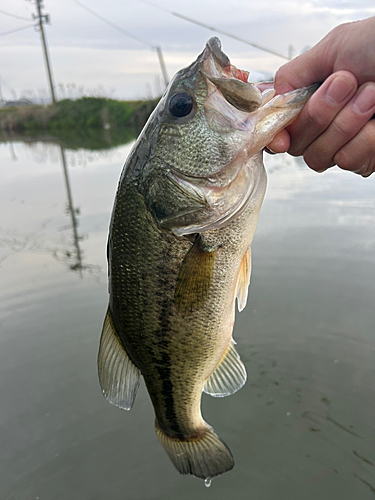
[155,422,234,480]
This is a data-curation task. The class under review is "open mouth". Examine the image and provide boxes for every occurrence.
[201,37,263,113]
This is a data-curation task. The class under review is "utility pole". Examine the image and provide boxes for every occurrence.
[32,0,56,104]
[155,46,169,88]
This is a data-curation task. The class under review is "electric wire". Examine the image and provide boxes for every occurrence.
[172,12,290,60]
[0,24,36,38]
[0,8,32,22]
[72,0,153,48]
[137,0,290,60]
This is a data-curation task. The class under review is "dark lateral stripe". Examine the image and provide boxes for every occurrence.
[155,273,183,437]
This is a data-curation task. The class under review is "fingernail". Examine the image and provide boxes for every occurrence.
[264,147,276,155]
[353,84,375,114]
[325,76,354,106]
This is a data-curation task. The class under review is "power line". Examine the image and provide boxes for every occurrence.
[172,12,291,61]
[72,0,151,48]
[0,8,32,22]
[0,24,35,38]
[138,1,290,61]
[72,0,169,86]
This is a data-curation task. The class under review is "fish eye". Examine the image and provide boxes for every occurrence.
[168,92,194,118]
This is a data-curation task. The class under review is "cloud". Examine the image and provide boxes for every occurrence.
[1,0,373,100]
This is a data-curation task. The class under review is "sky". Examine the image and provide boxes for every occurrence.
[0,0,374,101]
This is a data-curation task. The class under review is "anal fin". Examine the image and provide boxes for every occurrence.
[203,341,247,397]
[236,247,251,312]
[98,308,141,410]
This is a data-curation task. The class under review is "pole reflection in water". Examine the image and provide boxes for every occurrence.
[59,144,84,274]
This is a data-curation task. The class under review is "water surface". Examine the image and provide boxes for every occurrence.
[1,140,374,499]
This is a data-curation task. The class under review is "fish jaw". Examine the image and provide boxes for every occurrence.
[167,85,317,236]
[203,83,319,159]
[247,83,320,153]
[170,151,266,236]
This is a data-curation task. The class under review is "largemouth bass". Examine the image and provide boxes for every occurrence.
[98,37,317,481]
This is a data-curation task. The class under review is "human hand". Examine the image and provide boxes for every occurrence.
[266,17,375,177]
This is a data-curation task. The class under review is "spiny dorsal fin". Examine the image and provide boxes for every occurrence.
[98,308,141,410]
[203,341,247,397]
[236,247,251,312]
[175,235,217,314]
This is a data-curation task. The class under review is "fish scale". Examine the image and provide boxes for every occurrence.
[98,36,317,481]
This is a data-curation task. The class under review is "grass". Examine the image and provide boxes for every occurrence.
[0,96,158,149]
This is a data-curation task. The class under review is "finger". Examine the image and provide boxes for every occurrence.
[274,30,336,94]
[333,119,375,177]
[255,81,274,92]
[303,82,375,172]
[287,71,358,156]
[265,129,290,154]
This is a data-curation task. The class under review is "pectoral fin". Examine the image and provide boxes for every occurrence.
[98,308,141,410]
[236,247,252,312]
[204,340,247,397]
[174,235,217,314]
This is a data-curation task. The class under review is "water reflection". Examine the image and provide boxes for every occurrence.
[0,128,137,277]
[0,122,138,152]
[59,145,84,273]
[0,139,374,500]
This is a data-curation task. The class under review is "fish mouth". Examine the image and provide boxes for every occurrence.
[202,37,250,86]
[201,37,263,114]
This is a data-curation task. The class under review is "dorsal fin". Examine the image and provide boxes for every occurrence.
[203,341,247,397]
[98,308,141,410]
[236,247,251,312]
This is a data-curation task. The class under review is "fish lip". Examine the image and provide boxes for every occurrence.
[201,37,250,83]
[200,38,262,116]
[206,37,230,68]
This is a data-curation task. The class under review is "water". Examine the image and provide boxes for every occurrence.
[1,139,374,499]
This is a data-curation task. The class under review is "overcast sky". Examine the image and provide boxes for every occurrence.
[1,0,374,101]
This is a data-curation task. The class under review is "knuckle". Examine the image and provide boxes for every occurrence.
[303,100,330,129]
[329,117,352,138]
[333,149,356,172]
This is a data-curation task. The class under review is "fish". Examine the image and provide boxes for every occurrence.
[98,37,317,482]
